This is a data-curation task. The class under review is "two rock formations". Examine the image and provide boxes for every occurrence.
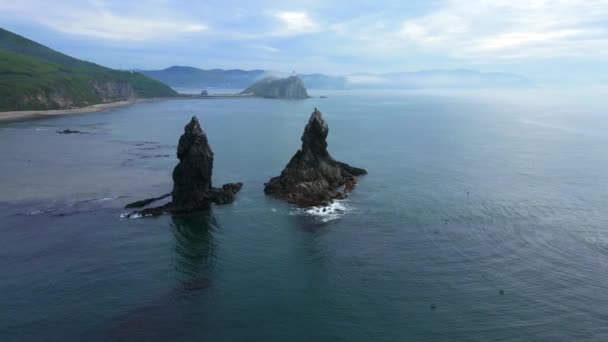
[126,108,366,216]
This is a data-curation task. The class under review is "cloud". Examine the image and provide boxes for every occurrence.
[0,0,208,41]
[323,0,608,64]
[48,11,207,41]
[250,44,280,53]
[394,0,608,60]
[273,11,320,36]
[1,0,607,77]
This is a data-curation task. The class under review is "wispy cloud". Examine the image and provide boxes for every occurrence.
[1,0,608,80]
[250,44,280,53]
[0,0,208,41]
[273,11,320,36]
[49,11,207,41]
[322,0,608,63]
[394,0,608,60]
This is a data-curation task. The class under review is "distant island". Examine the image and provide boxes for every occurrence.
[0,28,177,112]
[240,76,310,99]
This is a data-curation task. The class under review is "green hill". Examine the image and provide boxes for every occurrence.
[241,76,310,99]
[0,28,177,111]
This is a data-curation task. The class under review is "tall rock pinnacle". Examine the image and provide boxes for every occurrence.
[125,116,242,216]
[172,116,215,208]
[264,108,367,207]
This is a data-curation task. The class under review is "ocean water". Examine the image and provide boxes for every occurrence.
[1,89,608,341]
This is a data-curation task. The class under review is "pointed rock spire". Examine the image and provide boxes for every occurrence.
[301,107,329,156]
[264,108,367,207]
[125,116,242,216]
[172,116,214,208]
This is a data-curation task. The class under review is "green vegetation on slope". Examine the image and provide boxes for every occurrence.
[0,28,177,111]
[241,76,310,99]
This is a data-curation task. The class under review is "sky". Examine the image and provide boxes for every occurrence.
[1,0,607,84]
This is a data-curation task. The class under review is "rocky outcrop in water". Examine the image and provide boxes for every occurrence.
[264,108,367,207]
[57,129,89,134]
[124,193,171,209]
[240,76,309,99]
[170,116,242,211]
[125,116,242,216]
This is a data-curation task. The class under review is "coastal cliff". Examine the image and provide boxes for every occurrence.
[15,79,138,110]
[264,108,367,207]
[240,76,309,99]
[0,28,176,111]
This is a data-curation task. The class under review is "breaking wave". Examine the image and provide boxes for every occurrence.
[292,200,352,222]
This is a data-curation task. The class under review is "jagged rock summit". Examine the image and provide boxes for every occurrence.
[125,116,242,216]
[264,108,367,207]
[171,116,215,209]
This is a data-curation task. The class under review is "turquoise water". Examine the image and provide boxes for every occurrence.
[2,90,608,341]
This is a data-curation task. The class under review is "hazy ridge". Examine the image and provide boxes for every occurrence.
[141,66,532,90]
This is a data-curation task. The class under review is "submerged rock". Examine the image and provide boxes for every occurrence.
[57,129,88,134]
[182,278,211,291]
[264,108,367,207]
[125,193,171,208]
[125,116,242,216]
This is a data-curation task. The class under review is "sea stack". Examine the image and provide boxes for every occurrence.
[264,108,367,207]
[126,116,242,216]
[240,76,310,99]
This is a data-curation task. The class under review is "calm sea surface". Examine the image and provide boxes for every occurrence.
[1,89,608,341]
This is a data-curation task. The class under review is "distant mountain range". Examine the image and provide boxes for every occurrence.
[347,70,532,89]
[0,28,176,111]
[140,66,266,90]
[0,26,533,113]
[141,66,532,90]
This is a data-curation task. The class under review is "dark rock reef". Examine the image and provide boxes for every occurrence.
[240,76,310,99]
[57,129,89,134]
[124,193,171,209]
[264,108,367,207]
[125,116,241,217]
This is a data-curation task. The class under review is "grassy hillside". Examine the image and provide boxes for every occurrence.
[0,28,177,111]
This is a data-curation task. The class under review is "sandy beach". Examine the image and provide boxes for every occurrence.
[0,95,253,123]
[0,99,160,123]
